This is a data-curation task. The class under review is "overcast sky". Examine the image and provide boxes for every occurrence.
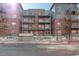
[21,3,52,10]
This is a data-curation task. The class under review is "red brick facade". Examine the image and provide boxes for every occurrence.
[0,3,23,36]
[52,19,64,35]
[22,9,51,36]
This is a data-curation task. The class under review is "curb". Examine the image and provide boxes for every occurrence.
[0,41,79,45]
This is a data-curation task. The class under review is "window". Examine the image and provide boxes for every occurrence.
[77,4,79,8]
[45,31,50,35]
[55,15,61,19]
[77,15,79,19]
[72,30,76,34]
[38,13,42,15]
[29,18,32,22]
[29,12,34,15]
[45,19,50,22]
[39,19,43,22]
[6,14,17,18]
[31,13,34,15]
[56,6,61,14]
[72,36,76,39]
[72,11,76,15]
[38,25,42,28]
[71,23,77,28]
[35,31,38,35]
[23,18,29,22]
[23,25,28,28]
[11,14,17,18]
[38,24,44,29]
[45,24,50,29]
[30,31,33,34]
[71,15,77,20]
[31,18,34,23]
[57,30,61,34]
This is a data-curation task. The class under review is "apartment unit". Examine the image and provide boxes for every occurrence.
[0,3,23,36]
[51,3,78,36]
[22,9,51,36]
[64,5,79,39]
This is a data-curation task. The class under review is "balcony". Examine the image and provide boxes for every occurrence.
[22,19,35,24]
[38,19,50,24]
[38,24,50,30]
[23,15,35,17]
[71,23,79,29]
[0,23,6,29]
[22,27,50,31]
[22,24,28,27]
[71,15,79,20]
[45,25,51,30]
[23,22,34,24]
[71,26,78,28]
[38,11,51,17]
[23,12,35,17]
[38,26,45,30]
[38,14,51,17]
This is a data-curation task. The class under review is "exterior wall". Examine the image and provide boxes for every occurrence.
[52,19,63,35]
[53,3,77,19]
[22,9,51,36]
[51,3,78,35]
[0,3,23,36]
[27,9,45,15]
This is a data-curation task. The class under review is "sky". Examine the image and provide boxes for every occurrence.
[21,3,52,10]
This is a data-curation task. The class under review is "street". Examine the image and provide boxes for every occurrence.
[0,43,79,56]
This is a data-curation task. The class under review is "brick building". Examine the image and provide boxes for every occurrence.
[63,6,79,39]
[0,3,23,36]
[50,3,79,40]
[51,3,78,36]
[22,9,51,36]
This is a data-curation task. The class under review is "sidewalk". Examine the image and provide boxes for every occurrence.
[0,40,79,45]
[0,36,79,45]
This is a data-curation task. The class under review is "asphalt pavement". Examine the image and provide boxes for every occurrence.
[0,43,79,56]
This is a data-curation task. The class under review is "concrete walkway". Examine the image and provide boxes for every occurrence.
[0,40,79,45]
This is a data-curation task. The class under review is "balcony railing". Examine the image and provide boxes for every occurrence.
[38,19,50,23]
[71,23,79,28]
[22,19,35,23]
[70,15,79,20]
